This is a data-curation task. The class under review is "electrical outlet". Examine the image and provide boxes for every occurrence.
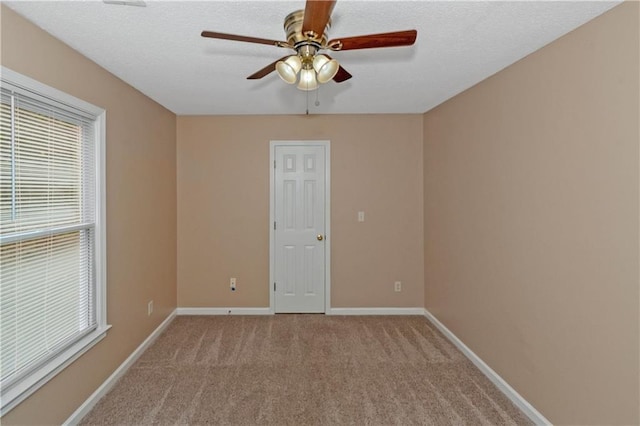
[230,277,236,291]
[394,281,402,292]
[147,300,153,316]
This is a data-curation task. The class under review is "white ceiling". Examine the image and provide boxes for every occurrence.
[6,1,620,115]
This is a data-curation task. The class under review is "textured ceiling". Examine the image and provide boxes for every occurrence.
[5,1,620,115]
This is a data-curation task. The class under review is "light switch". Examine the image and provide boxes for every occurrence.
[358,211,365,222]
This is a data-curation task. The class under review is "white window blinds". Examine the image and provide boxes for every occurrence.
[0,86,97,391]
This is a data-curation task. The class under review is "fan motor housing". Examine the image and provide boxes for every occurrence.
[284,10,330,47]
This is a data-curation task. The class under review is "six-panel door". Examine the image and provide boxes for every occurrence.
[274,145,326,313]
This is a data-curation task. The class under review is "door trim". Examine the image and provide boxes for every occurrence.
[269,140,330,314]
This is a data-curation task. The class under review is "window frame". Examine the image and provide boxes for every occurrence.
[0,66,109,416]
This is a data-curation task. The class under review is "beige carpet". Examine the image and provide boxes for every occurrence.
[81,315,533,425]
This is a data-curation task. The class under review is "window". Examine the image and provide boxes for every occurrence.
[0,68,107,415]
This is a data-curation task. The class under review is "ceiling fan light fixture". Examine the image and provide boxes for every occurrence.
[202,2,417,93]
[297,68,318,91]
[313,54,339,84]
[276,55,302,84]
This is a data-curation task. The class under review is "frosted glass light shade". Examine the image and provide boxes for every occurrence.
[313,54,339,84]
[276,55,302,84]
[297,68,318,91]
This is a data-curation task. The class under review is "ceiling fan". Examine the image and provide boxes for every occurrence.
[201,0,417,91]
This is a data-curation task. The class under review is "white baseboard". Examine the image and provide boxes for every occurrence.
[176,307,272,315]
[177,307,425,316]
[63,310,177,425]
[423,309,551,425]
[327,307,425,316]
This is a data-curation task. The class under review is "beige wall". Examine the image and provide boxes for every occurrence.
[423,3,639,425]
[177,115,424,308]
[3,1,638,424]
[1,6,177,425]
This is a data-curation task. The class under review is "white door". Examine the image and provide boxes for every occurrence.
[273,144,327,313]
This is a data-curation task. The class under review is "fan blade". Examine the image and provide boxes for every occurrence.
[247,56,289,80]
[324,55,352,82]
[302,0,336,40]
[329,30,417,51]
[201,31,289,48]
[333,66,352,83]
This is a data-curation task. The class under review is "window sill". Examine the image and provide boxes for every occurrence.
[0,324,112,416]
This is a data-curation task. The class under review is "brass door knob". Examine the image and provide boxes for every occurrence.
[317,234,324,241]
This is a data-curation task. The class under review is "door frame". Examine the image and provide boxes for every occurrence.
[269,140,331,314]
